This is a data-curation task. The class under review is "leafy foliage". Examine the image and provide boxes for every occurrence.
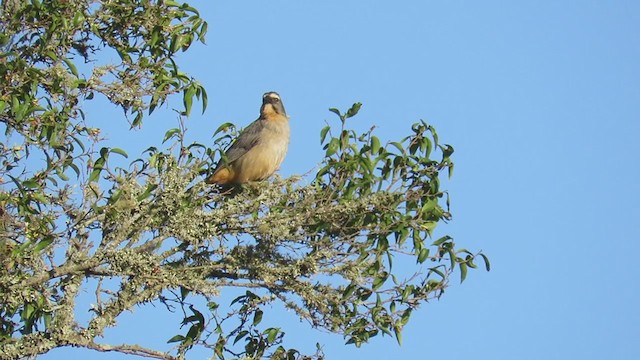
[0,1,487,359]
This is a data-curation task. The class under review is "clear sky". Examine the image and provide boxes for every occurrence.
[43,1,639,359]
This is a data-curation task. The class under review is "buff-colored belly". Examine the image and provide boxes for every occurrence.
[231,139,288,183]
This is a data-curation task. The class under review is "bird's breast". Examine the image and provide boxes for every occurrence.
[232,116,290,182]
[258,116,290,167]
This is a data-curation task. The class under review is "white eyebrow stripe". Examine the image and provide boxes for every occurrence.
[264,93,280,100]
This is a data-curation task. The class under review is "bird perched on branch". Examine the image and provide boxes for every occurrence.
[205,92,290,185]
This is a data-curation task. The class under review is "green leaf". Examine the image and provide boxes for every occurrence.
[345,102,362,118]
[372,272,388,290]
[198,22,208,43]
[429,266,446,279]
[245,290,258,300]
[22,180,39,189]
[214,336,225,357]
[342,284,356,300]
[401,286,413,302]
[107,190,122,205]
[110,148,128,158]
[448,248,456,271]
[400,309,412,327]
[199,86,208,113]
[326,138,339,157]
[183,85,196,116]
[442,144,454,157]
[88,167,102,183]
[233,330,249,344]
[421,136,432,157]
[465,255,478,269]
[213,122,235,137]
[423,221,437,234]
[370,136,381,154]
[432,235,452,246]
[417,248,430,263]
[320,125,331,144]
[253,309,263,326]
[459,262,468,283]
[393,325,402,345]
[170,33,180,53]
[184,325,204,340]
[230,294,246,306]
[69,163,80,178]
[55,168,69,181]
[389,141,404,153]
[137,184,158,201]
[479,253,491,271]
[328,108,342,117]
[265,328,280,343]
[33,236,53,252]
[117,49,132,63]
[208,302,219,311]
[167,335,185,343]
[62,58,78,77]
[180,287,190,301]
[22,303,35,321]
[132,111,143,127]
[163,128,181,143]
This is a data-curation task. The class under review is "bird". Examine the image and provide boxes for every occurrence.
[205,91,290,185]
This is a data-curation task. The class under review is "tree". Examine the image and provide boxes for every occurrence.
[0,1,489,359]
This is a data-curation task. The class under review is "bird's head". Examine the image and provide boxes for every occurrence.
[260,91,286,118]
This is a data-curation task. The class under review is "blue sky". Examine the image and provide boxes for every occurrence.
[43,1,639,359]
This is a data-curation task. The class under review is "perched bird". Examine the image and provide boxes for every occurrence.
[205,92,290,185]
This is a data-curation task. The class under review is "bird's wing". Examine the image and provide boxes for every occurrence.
[220,119,264,164]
